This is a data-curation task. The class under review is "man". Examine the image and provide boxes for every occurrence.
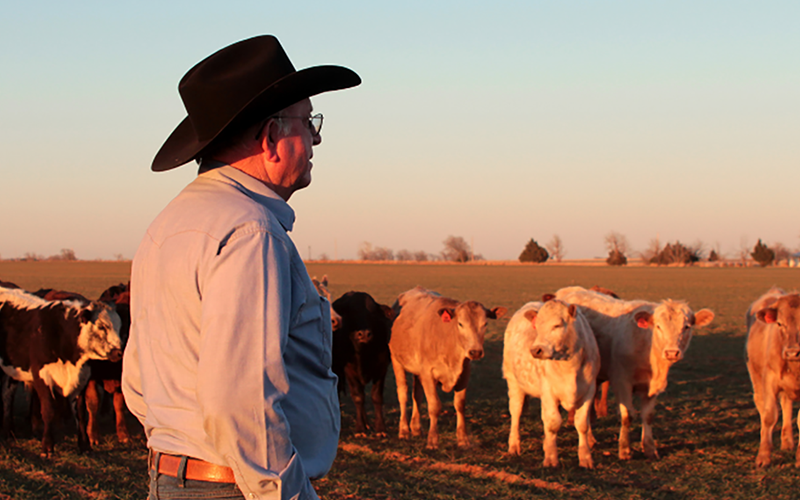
[122,35,360,500]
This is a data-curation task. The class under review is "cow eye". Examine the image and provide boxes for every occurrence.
[458,322,464,328]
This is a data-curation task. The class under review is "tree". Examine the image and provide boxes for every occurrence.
[640,237,662,264]
[772,242,791,263]
[441,236,471,263]
[546,235,566,262]
[708,249,720,262]
[751,239,775,267]
[649,241,702,266]
[396,249,413,261]
[519,238,549,263]
[358,242,394,261]
[604,232,629,266]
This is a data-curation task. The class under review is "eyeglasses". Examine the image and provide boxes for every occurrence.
[279,113,324,136]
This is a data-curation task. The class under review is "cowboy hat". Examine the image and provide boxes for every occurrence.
[151,35,361,172]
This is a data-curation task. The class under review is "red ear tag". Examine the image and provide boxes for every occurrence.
[637,317,649,329]
[442,311,452,322]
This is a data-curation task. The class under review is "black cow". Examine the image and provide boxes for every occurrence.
[85,283,131,445]
[332,291,394,436]
[0,286,122,455]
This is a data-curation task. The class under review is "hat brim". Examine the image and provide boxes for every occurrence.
[152,65,360,172]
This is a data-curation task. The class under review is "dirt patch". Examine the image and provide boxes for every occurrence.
[340,443,584,494]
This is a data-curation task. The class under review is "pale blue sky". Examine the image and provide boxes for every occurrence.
[1,1,797,260]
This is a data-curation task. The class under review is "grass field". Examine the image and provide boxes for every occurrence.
[0,261,799,499]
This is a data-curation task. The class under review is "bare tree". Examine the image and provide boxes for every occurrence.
[441,235,471,263]
[640,237,662,264]
[414,251,429,262]
[357,242,393,261]
[546,235,566,262]
[396,249,413,261]
[604,232,630,255]
[772,242,791,263]
[738,236,751,265]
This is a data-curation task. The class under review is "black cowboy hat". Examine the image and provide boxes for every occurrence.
[151,35,361,172]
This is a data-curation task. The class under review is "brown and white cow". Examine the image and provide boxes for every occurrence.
[0,286,122,455]
[390,286,506,449]
[332,291,394,436]
[503,298,600,468]
[745,287,800,467]
[555,286,714,460]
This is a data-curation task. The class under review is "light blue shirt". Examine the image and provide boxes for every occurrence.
[122,165,339,500]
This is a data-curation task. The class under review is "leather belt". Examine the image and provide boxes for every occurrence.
[152,453,236,483]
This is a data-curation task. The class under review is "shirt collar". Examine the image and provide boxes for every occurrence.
[198,161,296,232]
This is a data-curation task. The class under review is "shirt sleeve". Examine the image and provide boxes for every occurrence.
[121,324,147,426]
[196,223,316,500]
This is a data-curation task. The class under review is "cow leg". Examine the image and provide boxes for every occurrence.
[639,394,659,459]
[69,390,91,453]
[1,376,17,439]
[419,376,441,449]
[780,392,794,451]
[30,379,56,457]
[795,406,800,466]
[574,392,596,469]
[614,381,635,460]
[506,374,526,455]
[344,368,369,436]
[540,393,561,467]
[594,381,610,418]
[103,380,130,443]
[756,390,779,468]
[454,388,470,448]
[410,375,424,437]
[370,371,387,437]
[85,380,101,446]
[392,359,411,440]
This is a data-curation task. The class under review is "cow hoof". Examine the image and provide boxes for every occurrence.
[542,458,559,468]
[755,454,771,468]
[619,449,632,461]
[507,443,521,456]
[579,457,594,469]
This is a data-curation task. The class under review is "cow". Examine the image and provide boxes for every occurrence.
[0,285,123,455]
[331,291,394,436]
[389,286,507,449]
[745,287,800,467]
[312,275,342,332]
[84,283,131,445]
[555,286,714,460]
[503,297,600,468]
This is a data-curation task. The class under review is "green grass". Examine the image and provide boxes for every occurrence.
[1,261,799,499]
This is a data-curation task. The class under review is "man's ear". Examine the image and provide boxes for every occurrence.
[261,118,281,162]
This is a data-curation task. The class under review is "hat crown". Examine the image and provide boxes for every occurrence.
[179,35,296,141]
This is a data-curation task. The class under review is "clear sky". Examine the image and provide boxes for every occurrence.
[1,1,798,261]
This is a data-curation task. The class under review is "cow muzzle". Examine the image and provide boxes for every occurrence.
[663,349,682,361]
[783,346,800,361]
[530,345,553,360]
[354,330,373,344]
[108,348,123,363]
[468,349,484,360]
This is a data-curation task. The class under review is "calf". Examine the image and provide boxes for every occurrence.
[503,298,600,468]
[390,286,506,449]
[84,283,131,445]
[331,291,394,436]
[745,287,800,467]
[0,286,122,455]
[555,286,714,459]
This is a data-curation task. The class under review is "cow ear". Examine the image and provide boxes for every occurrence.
[321,275,329,287]
[79,305,95,324]
[634,311,653,329]
[757,308,778,324]
[487,306,507,319]
[693,309,715,327]
[523,309,538,326]
[568,304,577,318]
[542,293,555,302]
[380,304,395,321]
[438,308,454,323]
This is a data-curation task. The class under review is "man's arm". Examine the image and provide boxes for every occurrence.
[197,223,315,500]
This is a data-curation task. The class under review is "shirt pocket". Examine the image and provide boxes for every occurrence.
[291,284,333,369]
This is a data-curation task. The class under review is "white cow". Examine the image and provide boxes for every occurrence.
[503,298,600,468]
[555,286,714,460]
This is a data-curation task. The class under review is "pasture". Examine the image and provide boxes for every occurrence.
[0,261,799,499]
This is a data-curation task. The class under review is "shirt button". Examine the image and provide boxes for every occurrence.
[248,494,255,499]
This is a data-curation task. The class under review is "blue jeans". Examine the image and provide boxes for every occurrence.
[148,453,244,500]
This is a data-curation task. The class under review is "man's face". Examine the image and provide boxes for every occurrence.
[272,98,321,199]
